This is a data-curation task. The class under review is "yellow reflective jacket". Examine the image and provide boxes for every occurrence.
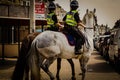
[47,12,55,28]
[65,10,78,26]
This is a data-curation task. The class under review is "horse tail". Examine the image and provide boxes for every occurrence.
[28,40,41,80]
[11,37,32,80]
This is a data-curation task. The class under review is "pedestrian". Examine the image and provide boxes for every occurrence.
[46,1,63,31]
[63,0,86,55]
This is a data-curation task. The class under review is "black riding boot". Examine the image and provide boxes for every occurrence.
[75,39,82,55]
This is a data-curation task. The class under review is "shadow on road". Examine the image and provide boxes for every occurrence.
[0,59,16,70]
[88,62,115,73]
[94,55,105,60]
[87,51,116,73]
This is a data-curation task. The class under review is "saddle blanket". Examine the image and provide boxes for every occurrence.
[63,32,75,46]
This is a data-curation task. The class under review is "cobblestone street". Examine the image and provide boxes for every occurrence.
[0,50,120,80]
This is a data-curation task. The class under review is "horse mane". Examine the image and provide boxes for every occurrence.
[82,9,95,26]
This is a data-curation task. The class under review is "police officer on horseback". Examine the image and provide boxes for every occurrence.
[63,0,85,54]
[46,2,63,31]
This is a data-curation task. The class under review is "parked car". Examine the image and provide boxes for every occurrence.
[94,37,100,51]
[97,35,110,56]
[108,28,120,73]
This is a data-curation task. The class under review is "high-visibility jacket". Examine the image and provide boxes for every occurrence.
[65,10,78,27]
[47,12,55,28]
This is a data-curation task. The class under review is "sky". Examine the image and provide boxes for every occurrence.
[55,0,120,28]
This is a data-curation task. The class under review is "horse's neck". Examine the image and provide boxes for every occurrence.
[85,29,94,39]
[86,17,94,28]
[85,16,94,37]
[84,17,94,50]
[84,29,94,51]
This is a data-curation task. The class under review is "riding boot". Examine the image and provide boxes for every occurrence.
[75,39,82,55]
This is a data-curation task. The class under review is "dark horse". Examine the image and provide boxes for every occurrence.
[11,32,75,80]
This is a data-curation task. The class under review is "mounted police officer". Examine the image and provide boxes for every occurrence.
[63,0,86,55]
[46,2,62,31]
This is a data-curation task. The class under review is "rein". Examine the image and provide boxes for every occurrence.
[84,27,94,29]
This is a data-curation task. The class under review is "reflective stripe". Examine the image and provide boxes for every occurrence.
[65,10,77,26]
[47,13,55,27]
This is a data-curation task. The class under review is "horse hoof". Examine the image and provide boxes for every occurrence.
[79,73,82,75]
[50,77,55,80]
[56,76,61,80]
[57,78,61,80]
[50,78,55,80]
[71,76,76,80]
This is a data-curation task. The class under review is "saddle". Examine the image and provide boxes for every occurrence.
[62,31,90,50]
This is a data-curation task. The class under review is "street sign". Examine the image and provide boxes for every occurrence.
[35,2,45,20]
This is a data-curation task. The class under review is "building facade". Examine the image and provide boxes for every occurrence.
[0,0,66,58]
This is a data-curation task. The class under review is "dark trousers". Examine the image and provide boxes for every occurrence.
[46,26,59,31]
[64,26,85,51]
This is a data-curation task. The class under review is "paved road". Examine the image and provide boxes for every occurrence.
[0,50,120,80]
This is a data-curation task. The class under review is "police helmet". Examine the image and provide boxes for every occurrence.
[70,0,79,9]
[48,2,56,11]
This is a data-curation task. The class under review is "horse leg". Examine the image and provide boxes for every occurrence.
[67,59,76,80]
[79,56,89,80]
[41,57,56,80]
[56,58,62,80]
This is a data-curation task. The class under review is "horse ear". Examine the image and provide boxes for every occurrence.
[93,8,96,13]
[86,9,89,13]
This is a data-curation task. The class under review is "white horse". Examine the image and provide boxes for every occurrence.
[26,9,95,80]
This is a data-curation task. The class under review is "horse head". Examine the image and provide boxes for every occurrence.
[82,9,96,29]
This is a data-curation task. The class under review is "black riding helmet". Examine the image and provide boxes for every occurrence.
[70,0,79,10]
[48,2,56,11]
